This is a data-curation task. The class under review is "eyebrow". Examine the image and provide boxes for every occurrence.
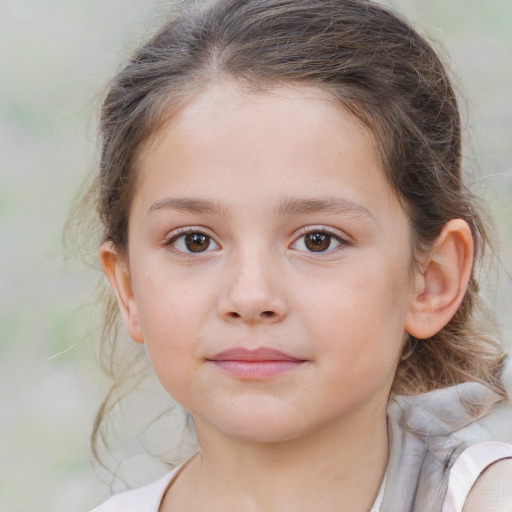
[275,196,375,219]
[147,195,374,220]
[148,197,231,216]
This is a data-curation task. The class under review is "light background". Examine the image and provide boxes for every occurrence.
[0,1,511,511]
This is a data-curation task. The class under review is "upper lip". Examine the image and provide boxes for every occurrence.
[208,347,304,362]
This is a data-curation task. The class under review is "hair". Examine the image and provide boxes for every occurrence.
[74,0,507,464]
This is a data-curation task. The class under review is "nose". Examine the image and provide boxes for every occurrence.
[218,249,289,325]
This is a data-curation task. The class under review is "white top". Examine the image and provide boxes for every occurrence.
[370,471,386,512]
[90,466,182,512]
[90,442,512,511]
[90,458,386,512]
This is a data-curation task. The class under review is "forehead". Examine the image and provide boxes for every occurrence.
[132,82,396,217]
[138,81,377,160]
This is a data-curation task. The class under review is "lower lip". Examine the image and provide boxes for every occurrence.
[211,360,304,379]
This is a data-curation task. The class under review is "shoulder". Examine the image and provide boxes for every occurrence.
[462,458,512,512]
[89,470,177,512]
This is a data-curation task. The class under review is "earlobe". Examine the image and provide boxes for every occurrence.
[99,242,144,344]
[405,219,474,339]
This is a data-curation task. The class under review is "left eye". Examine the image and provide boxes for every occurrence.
[292,230,344,253]
[166,231,220,254]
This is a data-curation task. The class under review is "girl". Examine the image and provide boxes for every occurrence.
[82,0,512,510]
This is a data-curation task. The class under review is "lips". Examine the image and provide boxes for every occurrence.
[208,347,306,379]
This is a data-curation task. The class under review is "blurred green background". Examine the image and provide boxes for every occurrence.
[0,1,511,511]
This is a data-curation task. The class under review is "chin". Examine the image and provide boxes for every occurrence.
[209,410,315,444]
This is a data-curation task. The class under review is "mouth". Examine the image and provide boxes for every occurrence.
[207,347,306,380]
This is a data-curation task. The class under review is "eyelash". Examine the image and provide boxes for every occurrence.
[162,226,349,256]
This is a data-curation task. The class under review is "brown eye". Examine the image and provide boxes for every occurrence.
[166,230,220,254]
[184,233,211,252]
[291,229,345,254]
[304,232,331,252]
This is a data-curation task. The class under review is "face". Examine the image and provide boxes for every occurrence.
[111,83,417,443]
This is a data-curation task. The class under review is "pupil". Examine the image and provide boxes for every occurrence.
[305,233,330,252]
[185,233,209,252]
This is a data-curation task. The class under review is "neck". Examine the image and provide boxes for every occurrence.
[166,402,389,512]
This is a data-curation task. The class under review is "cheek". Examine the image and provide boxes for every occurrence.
[131,269,214,379]
[134,257,213,328]
[303,257,411,365]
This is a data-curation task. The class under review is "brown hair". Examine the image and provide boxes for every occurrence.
[77,0,506,463]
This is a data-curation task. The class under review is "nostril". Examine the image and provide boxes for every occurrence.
[261,311,276,318]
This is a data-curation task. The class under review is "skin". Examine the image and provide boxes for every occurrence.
[101,82,474,511]
[463,459,512,512]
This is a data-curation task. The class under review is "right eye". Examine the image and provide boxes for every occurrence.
[164,229,220,254]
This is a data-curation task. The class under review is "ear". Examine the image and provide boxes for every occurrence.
[405,219,474,339]
[99,242,144,344]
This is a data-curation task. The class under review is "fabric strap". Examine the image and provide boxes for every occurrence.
[441,441,512,512]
